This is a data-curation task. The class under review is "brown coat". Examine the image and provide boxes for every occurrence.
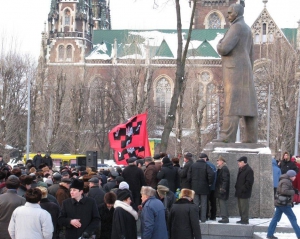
[56,184,70,207]
[217,16,258,117]
[144,162,158,189]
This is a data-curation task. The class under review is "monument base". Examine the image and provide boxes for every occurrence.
[203,142,274,218]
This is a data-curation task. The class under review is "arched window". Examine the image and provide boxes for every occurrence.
[206,84,217,123]
[262,23,267,43]
[208,13,221,29]
[64,9,71,26]
[58,45,64,61]
[156,78,172,125]
[66,45,72,61]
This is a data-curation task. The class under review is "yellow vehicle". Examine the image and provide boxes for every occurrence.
[24,153,86,168]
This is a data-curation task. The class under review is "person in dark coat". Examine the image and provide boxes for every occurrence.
[58,179,100,239]
[178,152,194,189]
[122,157,146,206]
[187,153,215,223]
[103,171,118,192]
[0,175,26,239]
[33,151,43,169]
[98,192,116,239]
[111,190,138,239]
[55,178,71,207]
[214,156,230,223]
[37,186,60,239]
[48,173,62,197]
[279,152,298,174]
[17,174,33,197]
[235,156,254,224]
[87,177,105,208]
[156,179,176,212]
[168,188,201,239]
[42,153,53,169]
[157,156,179,193]
[267,170,300,239]
[144,157,158,189]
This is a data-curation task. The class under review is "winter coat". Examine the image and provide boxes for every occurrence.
[58,196,100,239]
[42,156,53,168]
[0,189,26,239]
[141,196,168,239]
[215,164,230,200]
[17,185,27,197]
[187,159,215,195]
[48,182,60,197]
[168,198,202,239]
[103,179,116,193]
[40,198,60,239]
[217,16,257,117]
[111,200,138,239]
[206,161,217,190]
[33,154,43,168]
[144,162,158,189]
[98,203,114,239]
[8,202,53,239]
[272,159,281,188]
[122,165,146,205]
[178,159,193,189]
[157,162,179,193]
[155,189,176,211]
[292,162,300,191]
[275,174,295,207]
[279,159,298,174]
[235,164,254,199]
[88,186,105,208]
[56,185,70,207]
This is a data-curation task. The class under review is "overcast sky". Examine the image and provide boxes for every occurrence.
[0,0,299,60]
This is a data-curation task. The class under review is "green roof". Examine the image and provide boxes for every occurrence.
[281,28,298,47]
[196,40,220,58]
[155,39,174,58]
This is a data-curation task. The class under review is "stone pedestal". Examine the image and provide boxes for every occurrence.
[203,142,274,218]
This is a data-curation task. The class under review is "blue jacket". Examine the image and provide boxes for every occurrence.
[206,161,217,190]
[141,196,168,239]
[272,159,281,188]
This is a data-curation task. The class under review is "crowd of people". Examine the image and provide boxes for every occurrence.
[0,151,300,239]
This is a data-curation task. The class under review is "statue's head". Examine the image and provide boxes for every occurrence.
[227,4,244,23]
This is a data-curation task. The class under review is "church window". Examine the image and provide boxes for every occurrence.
[262,23,267,43]
[58,45,64,61]
[64,9,71,26]
[208,13,221,29]
[156,78,172,125]
[66,45,72,61]
[255,34,260,44]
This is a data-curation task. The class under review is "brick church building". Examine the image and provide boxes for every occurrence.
[37,0,300,156]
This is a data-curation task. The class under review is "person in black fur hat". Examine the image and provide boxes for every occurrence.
[58,178,100,239]
[157,156,179,193]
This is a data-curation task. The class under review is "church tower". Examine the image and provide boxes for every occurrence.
[91,0,111,30]
[46,0,94,63]
[194,0,242,29]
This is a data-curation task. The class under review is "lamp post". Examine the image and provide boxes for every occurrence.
[26,75,31,162]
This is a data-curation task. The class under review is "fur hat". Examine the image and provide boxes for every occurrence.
[140,186,156,197]
[119,181,129,190]
[104,192,117,204]
[199,153,208,159]
[157,185,169,198]
[180,188,195,199]
[162,157,171,164]
[286,170,297,178]
[117,190,131,201]
[237,156,247,163]
[217,156,226,162]
[70,179,84,191]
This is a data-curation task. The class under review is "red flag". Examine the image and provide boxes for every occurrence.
[108,112,150,165]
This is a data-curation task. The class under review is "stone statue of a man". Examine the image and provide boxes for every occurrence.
[215,3,258,143]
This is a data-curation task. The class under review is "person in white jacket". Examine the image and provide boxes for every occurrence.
[8,188,53,239]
